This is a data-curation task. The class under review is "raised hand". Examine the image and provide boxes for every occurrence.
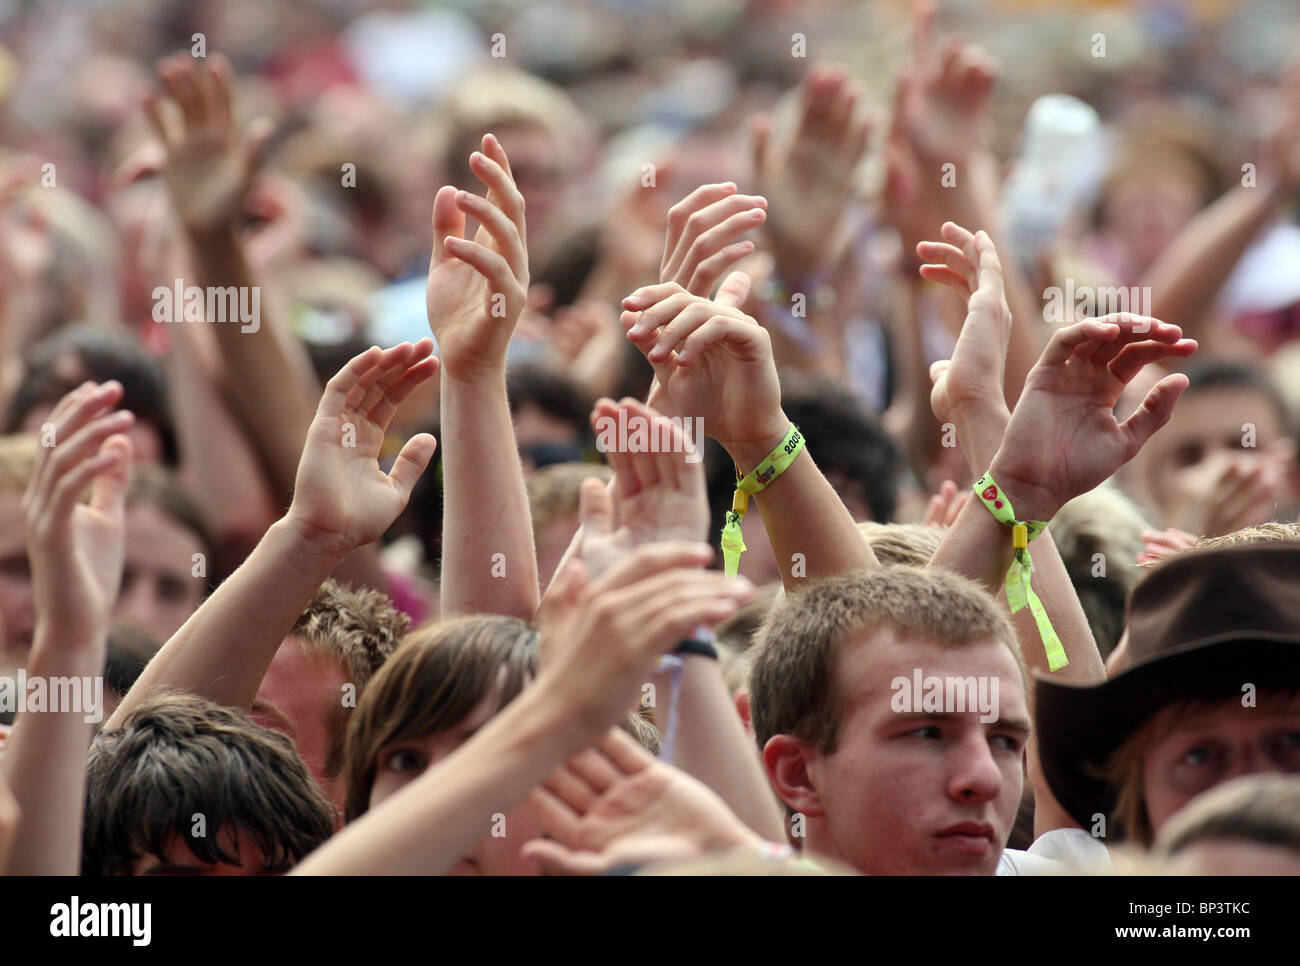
[580,397,709,576]
[144,53,271,236]
[286,341,438,554]
[23,382,134,647]
[621,280,786,462]
[536,543,754,730]
[521,727,762,875]
[1162,449,1291,539]
[1138,527,1198,567]
[660,182,766,297]
[751,65,872,280]
[895,2,998,165]
[919,222,1013,427]
[922,479,970,528]
[989,316,1198,522]
[425,133,529,381]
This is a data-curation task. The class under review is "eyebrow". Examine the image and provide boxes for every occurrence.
[891,711,1033,733]
[250,699,296,737]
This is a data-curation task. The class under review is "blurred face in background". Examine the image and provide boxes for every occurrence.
[0,496,34,664]
[113,501,208,645]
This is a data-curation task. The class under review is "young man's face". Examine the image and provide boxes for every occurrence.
[793,629,1030,875]
[1139,386,1292,517]
[367,668,545,875]
[114,502,208,645]
[1141,691,1300,836]
[252,636,351,810]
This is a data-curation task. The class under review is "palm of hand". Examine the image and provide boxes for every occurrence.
[904,77,988,163]
[1006,359,1130,499]
[43,507,125,637]
[166,130,248,233]
[292,415,402,548]
[573,769,712,854]
[931,292,1011,424]
[761,143,848,274]
[425,231,501,370]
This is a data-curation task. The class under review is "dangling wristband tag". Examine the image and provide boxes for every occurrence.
[721,424,805,576]
[972,472,1068,671]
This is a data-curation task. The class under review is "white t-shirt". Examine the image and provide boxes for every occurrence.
[997,827,1112,875]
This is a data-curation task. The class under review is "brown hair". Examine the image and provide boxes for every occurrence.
[291,580,410,779]
[83,692,336,875]
[1098,689,1300,848]
[750,567,1022,754]
[341,615,539,821]
[341,614,658,820]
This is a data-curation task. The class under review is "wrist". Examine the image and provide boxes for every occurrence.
[275,513,356,570]
[724,415,792,474]
[438,362,507,390]
[950,402,1011,473]
[986,451,1062,522]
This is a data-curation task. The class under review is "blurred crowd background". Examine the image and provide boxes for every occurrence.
[2,0,1300,687]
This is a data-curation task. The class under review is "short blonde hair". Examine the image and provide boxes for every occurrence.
[751,567,1022,754]
[856,521,943,566]
[1155,774,1300,858]
[0,434,37,498]
[1196,522,1300,550]
[527,462,612,533]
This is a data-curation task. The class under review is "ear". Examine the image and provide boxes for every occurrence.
[733,686,753,739]
[762,733,825,818]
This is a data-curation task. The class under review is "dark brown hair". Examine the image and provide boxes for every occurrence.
[342,615,537,821]
[82,692,336,875]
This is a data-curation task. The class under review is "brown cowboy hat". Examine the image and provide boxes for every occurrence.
[1035,541,1300,832]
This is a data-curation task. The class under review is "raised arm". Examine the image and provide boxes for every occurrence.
[428,134,538,620]
[920,225,1196,832]
[1143,62,1300,341]
[575,397,783,839]
[292,542,754,875]
[622,277,877,587]
[894,2,1040,405]
[0,382,132,874]
[108,343,438,728]
[145,53,319,505]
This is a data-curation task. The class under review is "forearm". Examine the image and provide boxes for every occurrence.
[730,427,879,589]
[883,278,944,482]
[936,406,1106,685]
[168,323,279,570]
[649,657,784,840]
[108,516,345,728]
[439,370,538,618]
[292,683,583,875]
[921,153,1040,405]
[0,630,105,874]
[191,227,318,501]
[1144,180,1287,338]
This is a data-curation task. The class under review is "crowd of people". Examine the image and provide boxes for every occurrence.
[1,0,1299,878]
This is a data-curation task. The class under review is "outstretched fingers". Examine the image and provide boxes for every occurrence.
[1119,373,1191,461]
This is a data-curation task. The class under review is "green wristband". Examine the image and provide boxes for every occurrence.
[720,424,805,577]
[972,472,1067,672]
